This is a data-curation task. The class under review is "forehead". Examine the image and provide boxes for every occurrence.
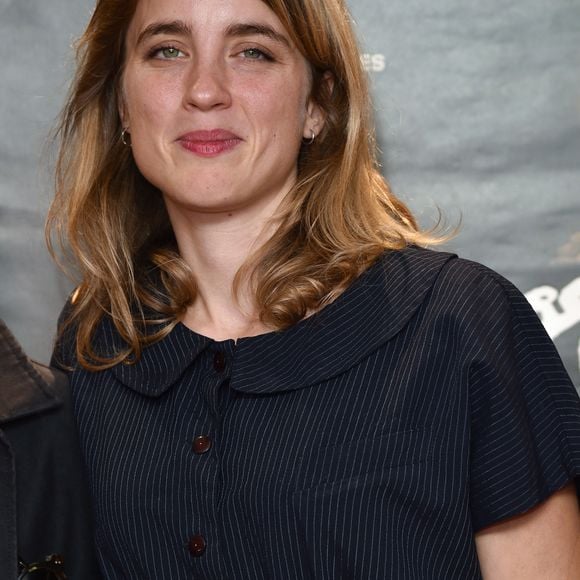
[128,0,287,39]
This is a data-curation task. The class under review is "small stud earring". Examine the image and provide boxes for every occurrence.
[121,127,132,147]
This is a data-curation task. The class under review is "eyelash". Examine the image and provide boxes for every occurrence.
[146,45,275,62]
[239,47,274,62]
[148,45,184,59]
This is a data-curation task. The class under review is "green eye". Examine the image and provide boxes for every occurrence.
[161,47,181,59]
[243,48,265,59]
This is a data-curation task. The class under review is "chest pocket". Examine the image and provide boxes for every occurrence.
[292,427,433,492]
[290,429,437,578]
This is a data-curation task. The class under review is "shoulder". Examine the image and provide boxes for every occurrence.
[374,246,550,357]
[51,296,78,371]
[52,291,137,371]
[434,252,538,332]
[391,245,519,292]
[381,244,509,286]
[379,245,529,319]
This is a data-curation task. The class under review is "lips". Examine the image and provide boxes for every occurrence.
[178,129,243,157]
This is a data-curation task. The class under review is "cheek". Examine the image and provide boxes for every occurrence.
[123,73,182,133]
[240,78,308,139]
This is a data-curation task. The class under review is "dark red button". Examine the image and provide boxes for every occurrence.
[213,351,226,373]
[188,534,206,557]
[192,435,212,454]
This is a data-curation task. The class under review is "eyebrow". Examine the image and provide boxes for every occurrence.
[135,19,291,49]
[224,22,291,48]
[136,20,193,47]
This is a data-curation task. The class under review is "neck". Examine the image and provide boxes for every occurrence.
[166,197,284,341]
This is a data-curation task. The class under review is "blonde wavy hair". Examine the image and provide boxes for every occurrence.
[47,0,443,370]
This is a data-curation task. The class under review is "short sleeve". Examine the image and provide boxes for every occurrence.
[465,264,580,531]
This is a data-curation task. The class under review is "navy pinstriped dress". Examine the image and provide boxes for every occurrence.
[54,247,580,579]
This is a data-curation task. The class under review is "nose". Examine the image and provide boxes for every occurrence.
[183,58,231,111]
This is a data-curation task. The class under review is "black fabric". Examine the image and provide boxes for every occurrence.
[0,321,102,580]
[54,247,580,579]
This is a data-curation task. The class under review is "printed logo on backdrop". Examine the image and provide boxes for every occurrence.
[526,277,580,339]
[525,277,580,373]
[361,53,386,73]
[524,234,580,376]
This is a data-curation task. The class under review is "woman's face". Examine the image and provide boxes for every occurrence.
[121,0,322,218]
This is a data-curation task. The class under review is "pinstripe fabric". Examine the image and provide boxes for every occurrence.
[53,247,580,579]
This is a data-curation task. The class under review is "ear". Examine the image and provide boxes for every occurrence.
[117,89,129,128]
[303,71,334,140]
[303,100,324,140]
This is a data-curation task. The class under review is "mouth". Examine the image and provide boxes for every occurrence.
[177,129,243,158]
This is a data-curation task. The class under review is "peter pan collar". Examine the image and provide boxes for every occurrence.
[84,306,209,397]
[111,246,457,397]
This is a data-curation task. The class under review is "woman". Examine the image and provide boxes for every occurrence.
[47,0,580,577]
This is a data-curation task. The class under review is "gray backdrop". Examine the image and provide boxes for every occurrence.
[1,0,579,391]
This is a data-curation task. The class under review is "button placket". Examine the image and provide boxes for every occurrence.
[207,348,233,416]
[188,534,207,557]
[213,351,226,373]
[192,434,212,454]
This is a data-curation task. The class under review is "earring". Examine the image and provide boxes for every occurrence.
[303,130,316,145]
[121,127,132,147]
